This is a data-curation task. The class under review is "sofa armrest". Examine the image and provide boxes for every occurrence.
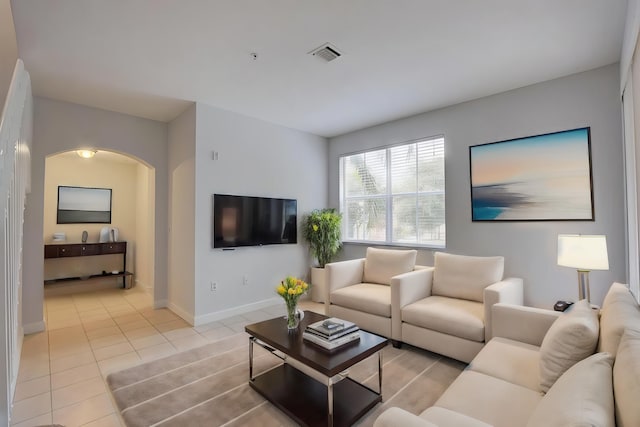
[324,258,365,303]
[374,408,438,427]
[483,277,524,341]
[492,303,561,347]
[391,267,434,340]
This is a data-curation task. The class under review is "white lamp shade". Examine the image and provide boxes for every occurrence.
[557,234,609,270]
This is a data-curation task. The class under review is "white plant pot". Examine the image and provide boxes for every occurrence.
[311,267,326,303]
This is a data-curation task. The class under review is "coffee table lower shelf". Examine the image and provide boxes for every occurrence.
[250,363,381,427]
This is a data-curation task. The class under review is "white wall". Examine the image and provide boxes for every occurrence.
[135,163,155,291]
[329,64,625,308]
[621,0,640,94]
[622,6,640,300]
[23,97,168,330]
[167,104,196,321]
[192,103,327,323]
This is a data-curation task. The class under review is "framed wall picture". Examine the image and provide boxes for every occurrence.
[469,127,594,221]
[57,186,112,224]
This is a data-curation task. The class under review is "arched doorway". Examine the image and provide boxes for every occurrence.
[42,149,156,296]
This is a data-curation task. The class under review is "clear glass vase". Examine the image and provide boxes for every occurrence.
[286,301,303,330]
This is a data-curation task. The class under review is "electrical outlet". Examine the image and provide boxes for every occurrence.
[242,275,249,286]
[210,282,217,292]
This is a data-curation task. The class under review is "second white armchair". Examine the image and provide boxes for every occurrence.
[398,252,523,362]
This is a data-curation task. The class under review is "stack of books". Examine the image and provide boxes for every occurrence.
[303,317,360,351]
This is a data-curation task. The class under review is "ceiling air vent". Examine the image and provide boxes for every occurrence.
[309,43,343,62]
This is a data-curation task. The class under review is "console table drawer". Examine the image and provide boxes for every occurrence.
[56,245,81,257]
[44,245,59,259]
[81,244,101,256]
[101,242,126,254]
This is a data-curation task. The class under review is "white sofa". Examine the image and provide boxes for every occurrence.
[398,252,523,363]
[325,247,424,343]
[374,282,640,427]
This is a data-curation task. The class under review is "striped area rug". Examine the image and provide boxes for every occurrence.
[106,332,464,426]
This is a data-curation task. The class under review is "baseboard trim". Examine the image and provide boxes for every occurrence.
[23,320,45,334]
[135,279,153,292]
[194,297,283,326]
[154,299,168,309]
[167,302,195,325]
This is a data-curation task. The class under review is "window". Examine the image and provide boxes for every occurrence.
[339,136,445,247]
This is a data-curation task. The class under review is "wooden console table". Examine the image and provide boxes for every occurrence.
[44,242,132,288]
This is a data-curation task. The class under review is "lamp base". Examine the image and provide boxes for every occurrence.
[577,270,591,303]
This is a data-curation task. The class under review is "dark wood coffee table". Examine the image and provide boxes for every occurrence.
[245,311,388,427]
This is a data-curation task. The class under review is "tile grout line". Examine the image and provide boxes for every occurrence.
[67,293,113,425]
[49,296,83,422]
[54,292,121,425]
[16,288,324,427]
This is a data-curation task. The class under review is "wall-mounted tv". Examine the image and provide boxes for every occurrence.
[57,186,112,224]
[213,194,297,248]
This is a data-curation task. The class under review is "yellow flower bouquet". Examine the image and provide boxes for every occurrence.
[277,276,309,329]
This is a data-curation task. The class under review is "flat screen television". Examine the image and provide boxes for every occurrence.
[57,186,112,224]
[212,194,297,248]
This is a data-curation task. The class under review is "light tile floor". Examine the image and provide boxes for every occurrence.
[13,286,324,427]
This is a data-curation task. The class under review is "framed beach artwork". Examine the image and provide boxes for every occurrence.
[57,186,112,224]
[469,127,594,221]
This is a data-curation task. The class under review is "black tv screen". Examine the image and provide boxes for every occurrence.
[213,194,297,248]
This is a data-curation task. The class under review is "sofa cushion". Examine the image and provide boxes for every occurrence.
[598,282,640,355]
[467,337,540,391]
[330,283,391,317]
[527,352,614,427]
[363,247,417,285]
[402,296,484,342]
[432,252,504,303]
[420,407,492,427]
[434,370,542,427]
[613,329,640,427]
[539,299,599,393]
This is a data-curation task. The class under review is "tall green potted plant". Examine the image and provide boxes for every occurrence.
[302,208,342,302]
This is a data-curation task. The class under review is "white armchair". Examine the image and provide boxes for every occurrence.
[398,252,523,363]
[325,247,425,343]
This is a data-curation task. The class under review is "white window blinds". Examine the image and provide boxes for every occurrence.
[339,136,445,247]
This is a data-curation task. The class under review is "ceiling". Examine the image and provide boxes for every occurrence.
[8,0,629,138]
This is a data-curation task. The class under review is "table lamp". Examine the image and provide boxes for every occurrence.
[557,234,609,303]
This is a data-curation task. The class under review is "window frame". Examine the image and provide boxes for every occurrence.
[339,135,446,249]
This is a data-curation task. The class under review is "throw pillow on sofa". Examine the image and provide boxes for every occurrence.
[599,282,640,355]
[539,299,599,392]
[613,329,640,427]
[527,352,614,427]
